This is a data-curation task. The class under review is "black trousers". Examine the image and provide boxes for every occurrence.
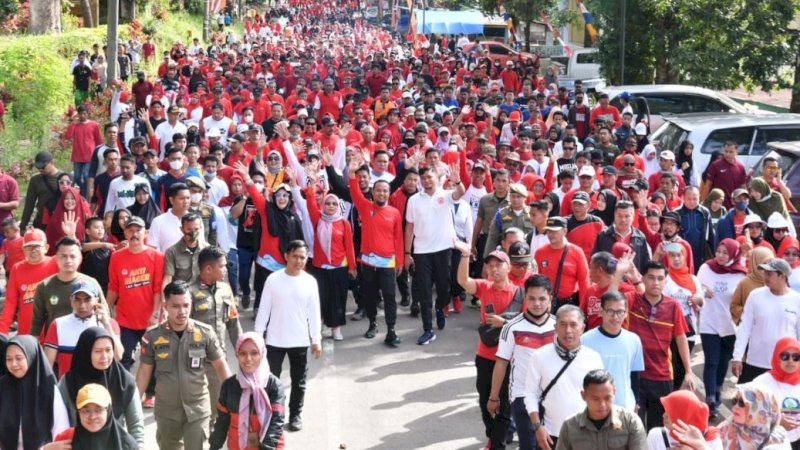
[475,355,511,449]
[473,233,488,278]
[412,249,451,332]
[253,265,273,310]
[638,378,673,430]
[449,248,465,299]
[396,268,411,303]
[267,345,308,418]
[362,265,398,328]
[313,266,349,328]
[671,339,696,391]
[348,261,365,309]
[738,362,769,384]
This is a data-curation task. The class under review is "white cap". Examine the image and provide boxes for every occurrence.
[405,106,416,115]
[402,91,413,99]
[743,214,766,227]
[767,212,791,229]
[634,123,647,136]
[660,150,675,161]
[297,108,309,118]
[206,128,221,138]
[579,166,596,177]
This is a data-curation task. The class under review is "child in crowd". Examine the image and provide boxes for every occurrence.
[80,216,116,295]
[0,218,23,278]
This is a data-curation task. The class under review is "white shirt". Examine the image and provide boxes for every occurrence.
[696,264,744,337]
[202,116,234,145]
[369,170,395,188]
[452,200,474,244]
[754,372,800,442]
[406,188,458,254]
[105,175,148,214]
[205,176,229,206]
[147,209,183,253]
[496,314,556,400]
[154,120,188,157]
[523,344,604,436]
[663,275,702,342]
[209,203,232,252]
[733,286,800,368]
[255,269,322,348]
[791,267,800,292]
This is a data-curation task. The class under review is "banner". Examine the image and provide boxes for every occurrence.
[577,0,598,43]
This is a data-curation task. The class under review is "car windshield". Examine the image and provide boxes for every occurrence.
[751,149,798,182]
[650,122,688,153]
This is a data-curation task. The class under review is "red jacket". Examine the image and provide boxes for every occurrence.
[349,177,404,268]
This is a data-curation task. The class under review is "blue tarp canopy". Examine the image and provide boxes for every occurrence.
[414,10,485,35]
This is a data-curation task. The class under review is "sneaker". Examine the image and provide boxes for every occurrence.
[142,396,155,408]
[350,308,365,321]
[410,303,420,317]
[364,322,377,339]
[417,330,436,345]
[436,308,446,330]
[453,296,463,313]
[287,415,303,431]
[332,326,343,341]
[384,330,401,347]
[377,299,384,309]
[241,295,251,310]
[400,296,410,307]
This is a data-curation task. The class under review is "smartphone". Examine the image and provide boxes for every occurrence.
[484,304,495,315]
[607,259,618,272]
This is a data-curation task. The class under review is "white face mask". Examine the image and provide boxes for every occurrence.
[204,171,216,180]
[190,193,202,203]
[253,183,265,192]
[169,160,183,171]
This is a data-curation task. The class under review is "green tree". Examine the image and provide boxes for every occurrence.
[587,0,799,95]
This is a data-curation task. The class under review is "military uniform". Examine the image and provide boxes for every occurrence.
[164,239,209,284]
[191,202,218,247]
[140,319,224,450]
[190,279,242,423]
[483,205,534,257]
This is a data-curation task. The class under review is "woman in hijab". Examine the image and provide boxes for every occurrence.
[127,183,160,229]
[107,208,131,245]
[663,243,703,390]
[544,192,561,218]
[0,333,6,377]
[188,66,206,93]
[730,246,775,324]
[719,384,791,449]
[0,335,69,450]
[45,185,91,254]
[754,337,800,449]
[305,186,356,341]
[676,140,699,187]
[48,383,138,450]
[703,188,728,227]
[697,238,748,417]
[59,327,144,447]
[210,332,285,450]
[591,189,618,227]
[781,238,800,291]
[749,177,793,229]
[646,390,721,450]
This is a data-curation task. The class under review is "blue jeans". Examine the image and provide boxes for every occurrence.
[701,333,735,405]
[73,162,91,198]
[237,247,256,298]
[512,397,536,450]
[227,248,239,296]
[119,326,146,370]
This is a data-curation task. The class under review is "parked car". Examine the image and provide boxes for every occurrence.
[552,48,605,92]
[750,141,800,230]
[648,113,800,176]
[600,84,759,131]
[461,41,537,67]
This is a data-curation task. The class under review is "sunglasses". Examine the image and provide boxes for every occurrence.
[774,228,789,234]
[780,352,800,362]
[267,156,281,161]
[733,396,746,408]
[624,162,635,167]
[58,180,73,186]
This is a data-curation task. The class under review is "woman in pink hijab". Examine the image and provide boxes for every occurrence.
[210,332,285,450]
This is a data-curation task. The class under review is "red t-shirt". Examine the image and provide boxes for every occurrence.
[1,236,24,272]
[108,247,164,330]
[0,257,59,335]
[580,282,635,330]
[534,244,589,300]
[625,292,688,381]
[65,120,104,163]
[475,279,519,361]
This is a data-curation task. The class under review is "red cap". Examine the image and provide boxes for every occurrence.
[484,250,510,265]
[23,228,46,247]
[509,111,521,121]
[119,91,131,103]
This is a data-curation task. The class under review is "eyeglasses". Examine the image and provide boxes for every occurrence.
[563,147,574,151]
[305,122,316,126]
[603,309,627,318]
[274,192,290,199]
[774,228,789,234]
[784,251,799,257]
[511,262,529,268]
[780,352,800,362]
[626,143,636,147]
[624,162,636,167]
[267,156,281,161]
[58,180,73,186]
[733,396,746,408]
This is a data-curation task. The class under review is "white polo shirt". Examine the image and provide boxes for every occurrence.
[154,120,188,158]
[147,209,183,253]
[406,188,457,254]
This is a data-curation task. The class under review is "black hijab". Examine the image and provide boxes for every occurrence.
[0,333,7,377]
[109,208,131,242]
[0,335,58,450]
[64,327,136,421]
[545,192,561,218]
[675,140,694,186]
[266,186,304,255]
[127,183,161,229]
[72,389,138,450]
[591,189,618,226]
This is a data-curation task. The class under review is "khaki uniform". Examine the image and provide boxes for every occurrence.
[140,319,223,450]
[191,203,217,247]
[164,239,209,284]
[189,279,242,423]
[484,205,534,258]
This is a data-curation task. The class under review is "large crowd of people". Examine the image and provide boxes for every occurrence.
[1,1,800,449]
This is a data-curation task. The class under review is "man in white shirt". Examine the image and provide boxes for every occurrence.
[524,305,604,450]
[202,155,229,206]
[105,154,148,214]
[148,183,191,253]
[404,163,465,345]
[732,258,800,383]
[154,105,188,158]
[255,240,322,432]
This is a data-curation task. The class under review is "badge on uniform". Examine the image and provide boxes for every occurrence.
[193,329,202,343]
[191,357,201,368]
[49,295,59,305]
[196,303,210,311]
[156,352,169,359]
[154,336,169,346]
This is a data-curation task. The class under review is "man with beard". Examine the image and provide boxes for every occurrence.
[635,207,694,273]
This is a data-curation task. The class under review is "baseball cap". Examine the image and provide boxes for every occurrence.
[186,176,207,191]
[572,191,590,204]
[660,211,682,226]
[167,105,180,114]
[505,152,522,163]
[602,165,618,176]
[321,117,336,127]
[34,151,53,169]
[76,383,112,410]
[124,216,146,228]
[497,139,512,149]
[484,250,510,265]
[664,242,683,254]
[212,86,224,93]
[302,137,315,147]
[248,124,261,132]
[22,228,47,247]
[472,161,487,172]
[759,258,792,278]
[508,111,521,121]
[206,128,222,138]
[659,150,676,161]
[402,91,413,99]
[71,280,99,297]
[130,136,147,146]
[732,188,749,199]
[544,216,567,231]
[508,241,531,263]
[508,183,528,197]
[228,133,246,143]
[743,214,765,228]
[306,149,321,160]
[579,166,596,177]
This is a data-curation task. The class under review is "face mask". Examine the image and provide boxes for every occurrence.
[170,160,183,171]
[190,193,202,203]
[184,230,199,241]
[735,200,748,211]
[426,113,434,120]
[253,183,265,192]
[403,138,416,147]
[204,171,215,179]
[290,133,299,140]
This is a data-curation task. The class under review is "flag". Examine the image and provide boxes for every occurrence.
[539,12,571,57]
[498,3,516,44]
[577,1,598,43]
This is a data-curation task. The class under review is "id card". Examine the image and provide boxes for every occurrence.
[191,357,200,368]
[247,431,260,447]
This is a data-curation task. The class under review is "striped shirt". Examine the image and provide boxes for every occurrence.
[625,293,688,382]
[496,314,556,400]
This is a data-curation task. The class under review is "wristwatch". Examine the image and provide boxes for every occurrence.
[531,421,542,432]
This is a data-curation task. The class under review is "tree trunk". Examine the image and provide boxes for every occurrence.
[119,0,135,22]
[524,20,531,52]
[78,0,95,27]
[791,51,800,113]
[29,0,62,34]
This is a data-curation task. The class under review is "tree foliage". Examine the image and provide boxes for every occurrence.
[587,0,799,91]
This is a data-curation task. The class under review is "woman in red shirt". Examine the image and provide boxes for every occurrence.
[305,186,356,341]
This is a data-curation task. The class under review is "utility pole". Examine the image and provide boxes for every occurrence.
[106,0,119,83]
[620,0,626,85]
[203,0,210,42]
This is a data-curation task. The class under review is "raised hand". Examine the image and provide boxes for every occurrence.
[338,122,352,139]
[61,210,78,239]
[232,161,248,176]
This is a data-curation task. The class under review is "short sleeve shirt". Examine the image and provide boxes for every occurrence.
[625,293,688,381]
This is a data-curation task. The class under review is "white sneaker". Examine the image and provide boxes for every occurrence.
[332,327,343,341]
